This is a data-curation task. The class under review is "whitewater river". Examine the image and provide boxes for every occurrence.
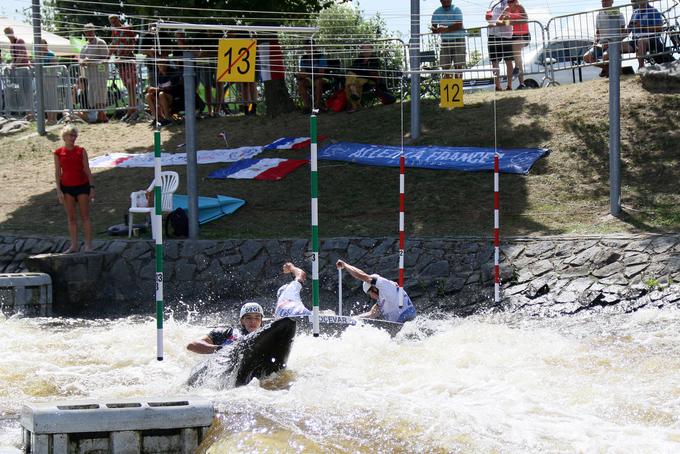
[1,306,679,452]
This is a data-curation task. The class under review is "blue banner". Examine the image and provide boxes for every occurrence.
[318,142,549,175]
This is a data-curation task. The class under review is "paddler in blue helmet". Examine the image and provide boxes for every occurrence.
[186,302,264,354]
[336,260,417,323]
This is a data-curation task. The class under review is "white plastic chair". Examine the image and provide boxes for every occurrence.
[128,171,179,238]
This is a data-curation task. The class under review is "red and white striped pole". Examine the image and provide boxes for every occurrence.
[398,154,405,308]
[494,153,500,304]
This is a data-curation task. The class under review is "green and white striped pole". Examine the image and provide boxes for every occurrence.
[153,130,164,360]
[310,114,320,337]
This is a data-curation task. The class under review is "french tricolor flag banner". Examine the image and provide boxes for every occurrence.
[264,136,326,150]
[208,158,308,181]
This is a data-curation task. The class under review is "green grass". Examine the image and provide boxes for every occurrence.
[1,76,679,239]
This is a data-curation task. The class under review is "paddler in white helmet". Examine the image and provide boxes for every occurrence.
[336,259,416,323]
[186,302,264,354]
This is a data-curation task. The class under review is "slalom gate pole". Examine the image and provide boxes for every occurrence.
[398,148,405,309]
[493,81,500,305]
[154,130,164,360]
[310,113,320,336]
[494,153,500,304]
[338,269,343,316]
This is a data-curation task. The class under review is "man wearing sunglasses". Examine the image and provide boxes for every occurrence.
[336,260,417,323]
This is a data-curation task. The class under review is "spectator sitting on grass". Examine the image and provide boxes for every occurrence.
[583,0,626,77]
[296,39,328,113]
[344,44,381,113]
[625,0,664,69]
[145,60,183,128]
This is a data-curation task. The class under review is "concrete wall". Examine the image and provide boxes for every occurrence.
[2,234,680,317]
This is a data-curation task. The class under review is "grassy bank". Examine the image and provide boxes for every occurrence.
[1,76,679,240]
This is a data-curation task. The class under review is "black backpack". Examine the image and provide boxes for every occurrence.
[165,208,189,238]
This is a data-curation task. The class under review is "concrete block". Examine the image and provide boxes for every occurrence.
[32,434,48,454]
[181,427,200,454]
[52,434,67,454]
[21,397,213,434]
[110,431,141,454]
[0,273,52,316]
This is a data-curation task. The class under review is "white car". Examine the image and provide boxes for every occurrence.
[463,38,638,91]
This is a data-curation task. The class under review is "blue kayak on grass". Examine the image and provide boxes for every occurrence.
[173,194,245,225]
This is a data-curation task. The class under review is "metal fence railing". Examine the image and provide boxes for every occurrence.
[415,0,679,93]
[3,4,678,120]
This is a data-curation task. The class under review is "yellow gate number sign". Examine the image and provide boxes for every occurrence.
[439,79,464,108]
[217,39,257,83]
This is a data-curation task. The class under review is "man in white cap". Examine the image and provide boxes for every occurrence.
[186,302,264,354]
[336,260,416,323]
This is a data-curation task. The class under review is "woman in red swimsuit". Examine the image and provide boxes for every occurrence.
[53,125,95,253]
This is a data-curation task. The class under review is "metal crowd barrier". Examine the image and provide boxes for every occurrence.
[545,0,679,84]
[419,20,548,92]
[0,60,147,120]
[1,66,34,115]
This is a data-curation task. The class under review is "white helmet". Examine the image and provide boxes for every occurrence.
[239,302,264,319]
[362,281,372,294]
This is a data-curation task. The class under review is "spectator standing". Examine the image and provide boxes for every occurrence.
[4,27,30,68]
[626,0,664,69]
[196,31,219,117]
[344,43,381,113]
[53,125,95,253]
[502,0,530,89]
[431,0,466,79]
[296,39,327,113]
[108,14,138,122]
[583,0,626,77]
[38,39,59,124]
[80,24,109,123]
[234,30,258,116]
[486,0,514,91]
[4,26,33,116]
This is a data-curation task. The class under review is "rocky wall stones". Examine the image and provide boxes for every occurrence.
[1,234,678,317]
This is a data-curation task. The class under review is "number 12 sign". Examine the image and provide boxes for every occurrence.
[217,39,257,83]
[439,78,464,109]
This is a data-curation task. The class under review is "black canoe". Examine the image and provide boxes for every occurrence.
[187,317,296,388]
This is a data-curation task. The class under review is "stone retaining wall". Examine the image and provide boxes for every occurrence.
[2,234,679,316]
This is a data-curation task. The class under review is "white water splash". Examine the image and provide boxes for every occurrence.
[1,307,679,452]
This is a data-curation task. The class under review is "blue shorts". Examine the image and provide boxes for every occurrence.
[396,306,417,323]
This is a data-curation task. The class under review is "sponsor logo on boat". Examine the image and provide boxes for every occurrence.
[309,315,357,325]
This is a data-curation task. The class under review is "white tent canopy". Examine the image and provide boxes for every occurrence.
[0,16,76,56]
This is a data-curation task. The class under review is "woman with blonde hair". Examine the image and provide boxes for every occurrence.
[53,125,95,253]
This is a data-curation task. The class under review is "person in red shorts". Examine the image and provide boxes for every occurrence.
[53,125,95,253]
[108,14,139,122]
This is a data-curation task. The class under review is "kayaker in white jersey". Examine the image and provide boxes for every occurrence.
[274,262,313,318]
[336,260,416,323]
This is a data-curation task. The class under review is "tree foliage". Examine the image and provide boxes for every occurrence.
[50,0,334,33]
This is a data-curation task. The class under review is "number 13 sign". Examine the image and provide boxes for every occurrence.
[439,78,464,109]
[217,39,257,83]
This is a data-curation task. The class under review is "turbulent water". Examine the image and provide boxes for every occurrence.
[1,305,679,453]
